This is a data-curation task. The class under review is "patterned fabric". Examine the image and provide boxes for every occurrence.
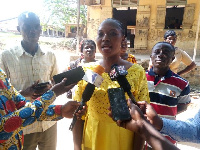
[161,109,200,143]
[73,62,150,150]
[0,44,59,134]
[146,68,191,143]
[127,53,137,64]
[0,69,62,150]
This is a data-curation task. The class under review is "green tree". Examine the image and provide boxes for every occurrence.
[41,0,87,31]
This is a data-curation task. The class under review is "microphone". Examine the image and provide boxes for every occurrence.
[109,64,137,105]
[53,66,85,86]
[69,65,105,131]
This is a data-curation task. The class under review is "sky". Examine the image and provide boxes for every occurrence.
[0,0,44,21]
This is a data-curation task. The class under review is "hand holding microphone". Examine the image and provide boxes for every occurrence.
[109,64,138,105]
[69,65,105,131]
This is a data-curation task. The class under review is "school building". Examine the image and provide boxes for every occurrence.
[83,0,200,56]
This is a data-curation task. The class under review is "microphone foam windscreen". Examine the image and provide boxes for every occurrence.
[93,65,105,75]
[82,83,95,103]
[53,66,85,85]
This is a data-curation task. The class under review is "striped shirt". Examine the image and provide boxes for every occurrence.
[146,68,191,143]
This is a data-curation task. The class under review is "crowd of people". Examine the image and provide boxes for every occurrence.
[0,11,199,150]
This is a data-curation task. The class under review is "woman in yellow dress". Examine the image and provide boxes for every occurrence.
[72,18,150,150]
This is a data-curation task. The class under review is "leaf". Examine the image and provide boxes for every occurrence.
[41,0,87,30]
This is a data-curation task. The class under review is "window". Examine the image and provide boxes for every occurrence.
[165,5,185,29]
[112,0,138,8]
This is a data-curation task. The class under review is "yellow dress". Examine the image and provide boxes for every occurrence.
[73,62,150,150]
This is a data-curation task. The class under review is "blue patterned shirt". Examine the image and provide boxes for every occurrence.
[160,109,200,143]
[0,69,62,150]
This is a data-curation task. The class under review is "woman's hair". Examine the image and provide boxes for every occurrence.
[80,40,96,53]
[99,18,125,36]
[164,30,177,39]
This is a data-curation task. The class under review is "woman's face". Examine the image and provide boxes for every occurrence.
[82,43,96,60]
[120,38,127,54]
[96,21,124,57]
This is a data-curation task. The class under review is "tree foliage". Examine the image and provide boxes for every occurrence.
[41,0,87,31]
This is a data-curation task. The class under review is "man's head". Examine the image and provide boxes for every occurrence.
[164,30,177,46]
[150,42,175,70]
[17,12,41,44]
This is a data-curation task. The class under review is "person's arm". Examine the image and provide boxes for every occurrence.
[177,50,196,75]
[113,100,179,150]
[133,133,145,150]
[72,119,84,150]
[39,101,85,121]
[0,86,75,144]
[177,61,196,76]
[160,110,200,143]
[177,84,191,114]
[72,80,85,150]
[132,67,149,149]
[0,90,57,145]
[137,101,200,144]
[0,73,75,140]
[128,100,176,150]
[138,119,179,150]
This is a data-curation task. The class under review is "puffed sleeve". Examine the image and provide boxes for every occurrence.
[127,64,150,103]
[72,64,94,102]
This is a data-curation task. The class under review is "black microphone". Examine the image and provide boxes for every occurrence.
[109,64,137,105]
[69,65,105,131]
[53,66,85,86]
[69,83,95,131]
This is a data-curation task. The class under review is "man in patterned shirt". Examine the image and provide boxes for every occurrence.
[0,12,59,150]
[0,69,84,150]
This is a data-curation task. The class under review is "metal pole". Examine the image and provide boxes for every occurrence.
[76,0,80,54]
[193,9,200,61]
